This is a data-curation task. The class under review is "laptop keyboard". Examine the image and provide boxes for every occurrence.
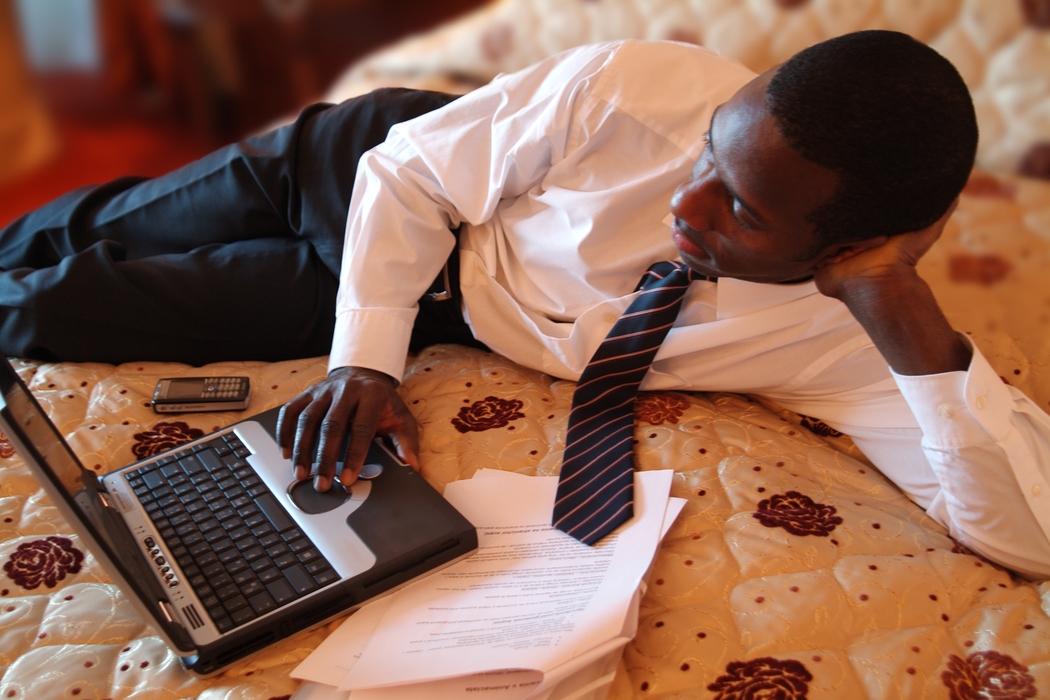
[125,432,340,633]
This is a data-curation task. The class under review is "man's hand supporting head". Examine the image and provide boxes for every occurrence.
[813,200,973,377]
[276,366,420,492]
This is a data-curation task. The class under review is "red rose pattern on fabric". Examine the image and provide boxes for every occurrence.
[948,253,1012,286]
[0,430,15,459]
[131,421,205,459]
[3,536,85,590]
[634,393,691,425]
[452,396,526,434]
[754,491,843,537]
[963,172,1017,199]
[1022,0,1050,30]
[1019,142,1050,179]
[942,651,1037,700]
[708,657,813,700]
[799,415,844,438]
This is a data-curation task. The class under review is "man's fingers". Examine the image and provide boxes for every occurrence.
[292,398,332,481]
[277,394,312,460]
[387,403,421,471]
[339,417,381,487]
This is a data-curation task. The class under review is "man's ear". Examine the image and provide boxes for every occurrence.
[814,236,889,267]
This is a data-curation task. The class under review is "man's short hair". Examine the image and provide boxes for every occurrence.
[766,30,978,248]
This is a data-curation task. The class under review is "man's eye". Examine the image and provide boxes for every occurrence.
[731,199,753,229]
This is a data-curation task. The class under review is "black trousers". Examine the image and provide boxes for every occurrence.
[0,88,480,366]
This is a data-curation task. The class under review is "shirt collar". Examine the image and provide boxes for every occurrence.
[714,276,820,319]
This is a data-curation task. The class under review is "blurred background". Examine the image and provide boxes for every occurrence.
[0,0,487,228]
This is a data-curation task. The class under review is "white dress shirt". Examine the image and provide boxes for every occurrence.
[331,40,1050,578]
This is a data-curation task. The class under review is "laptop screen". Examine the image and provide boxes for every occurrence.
[0,360,196,653]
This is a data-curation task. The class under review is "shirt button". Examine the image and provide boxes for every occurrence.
[975,395,987,410]
[1033,485,1042,497]
[603,313,618,325]
[937,404,953,419]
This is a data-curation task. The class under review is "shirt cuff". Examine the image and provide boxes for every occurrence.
[890,335,1014,447]
[327,308,417,381]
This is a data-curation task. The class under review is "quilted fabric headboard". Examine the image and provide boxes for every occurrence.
[328,0,1050,180]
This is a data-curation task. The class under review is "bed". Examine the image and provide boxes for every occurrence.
[2,0,1049,698]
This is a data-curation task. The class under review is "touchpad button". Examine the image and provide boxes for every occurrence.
[288,479,350,514]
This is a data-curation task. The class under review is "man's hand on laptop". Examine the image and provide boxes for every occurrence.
[277,366,421,492]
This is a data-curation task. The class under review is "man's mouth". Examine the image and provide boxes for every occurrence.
[670,218,709,261]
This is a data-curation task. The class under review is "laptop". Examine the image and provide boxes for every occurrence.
[0,358,477,677]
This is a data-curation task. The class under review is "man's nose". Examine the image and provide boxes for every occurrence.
[671,174,718,231]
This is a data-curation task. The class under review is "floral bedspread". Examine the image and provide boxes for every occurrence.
[3,0,1050,694]
[2,168,1050,698]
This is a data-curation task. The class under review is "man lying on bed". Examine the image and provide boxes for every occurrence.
[2,31,1048,578]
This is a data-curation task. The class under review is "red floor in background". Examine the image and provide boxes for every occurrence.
[0,116,212,229]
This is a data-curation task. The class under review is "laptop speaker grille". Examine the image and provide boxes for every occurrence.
[181,604,205,630]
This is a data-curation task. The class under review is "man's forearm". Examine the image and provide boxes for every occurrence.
[836,270,971,376]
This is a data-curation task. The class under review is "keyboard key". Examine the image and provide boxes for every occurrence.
[226,558,249,575]
[216,584,239,601]
[305,560,330,574]
[142,470,165,490]
[249,558,272,573]
[265,578,297,605]
[247,484,269,498]
[230,495,252,509]
[232,570,257,587]
[212,506,236,522]
[218,549,242,565]
[214,616,235,633]
[230,606,255,626]
[202,561,225,578]
[240,579,264,598]
[212,572,234,590]
[242,547,266,562]
[186,500,209,515]
[257,567,282,583]
[281,527,306,543]
[197,551,220,568]
[227,526,250,542]
[297,548,322,565]
[160,463,183,478]
[245,513,267,529]
[196,450,225,473]
[274,552,297,569]
[314,569,339,586]
[248,591,276,616]
[265,542,290,558]
[224,596,248,612]
[168,473,189,487]
[255,494,295,533]
[259,533,281,548]
[251,523,275,538]
[204,529,226,544]
[175,523,198,538]
[287,538,312,553]
[198,519,222,534]
[282,564,316,595]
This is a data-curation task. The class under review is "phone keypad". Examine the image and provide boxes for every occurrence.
[204,378,247,399]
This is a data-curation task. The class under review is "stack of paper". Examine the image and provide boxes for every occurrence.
[292,469,684,700]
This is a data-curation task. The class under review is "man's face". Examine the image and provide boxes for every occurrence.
[670,69,841,283]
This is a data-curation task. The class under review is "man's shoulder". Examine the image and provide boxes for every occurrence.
[576,40,755,156]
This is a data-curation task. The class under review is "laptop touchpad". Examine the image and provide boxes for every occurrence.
[288,479,351,514]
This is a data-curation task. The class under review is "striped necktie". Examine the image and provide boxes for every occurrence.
[553,261,699,544]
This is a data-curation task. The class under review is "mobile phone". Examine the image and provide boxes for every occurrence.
[150,376,251,413]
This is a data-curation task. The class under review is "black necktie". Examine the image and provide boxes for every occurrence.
[552,261,698,544]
